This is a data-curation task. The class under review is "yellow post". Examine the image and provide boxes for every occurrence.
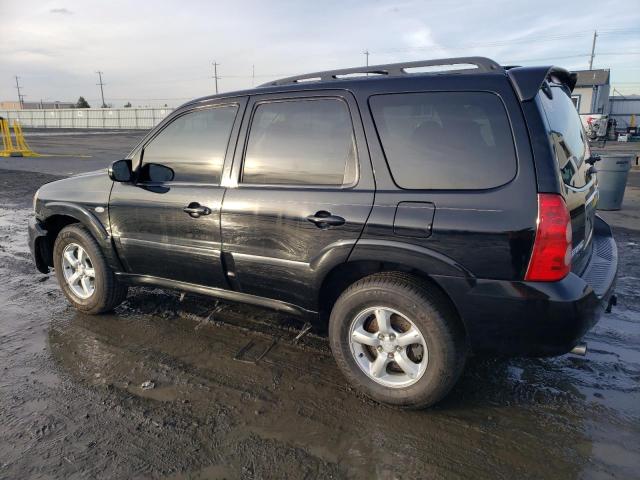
[0,120,40,157]
[0,119,15,156]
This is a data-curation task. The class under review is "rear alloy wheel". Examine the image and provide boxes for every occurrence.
[349,306,428,388]
[329,273,466,409]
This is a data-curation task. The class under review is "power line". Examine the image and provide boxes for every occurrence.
[369,27,640,55]
[96,71,107,108]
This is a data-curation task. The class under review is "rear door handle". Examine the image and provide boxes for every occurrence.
[306,211,345,228]
[183,202,211,218]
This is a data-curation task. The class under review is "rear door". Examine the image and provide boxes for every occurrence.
[537,84,597,274]
[220,91,374,310]
[109,99,245,287]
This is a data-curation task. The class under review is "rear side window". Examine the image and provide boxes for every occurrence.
[141,105,238,183]
[242,98,357,186]
[370,92,517,190]
[538,85,589,188]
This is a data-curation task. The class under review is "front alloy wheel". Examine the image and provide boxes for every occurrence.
[61,243,96,299]
[53,224,128,314]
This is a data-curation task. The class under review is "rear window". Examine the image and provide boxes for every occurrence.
[537,84,589,188]
[242,98,357,186]
[370,92,517,190]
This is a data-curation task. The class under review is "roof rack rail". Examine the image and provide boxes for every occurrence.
[261,57,503,87]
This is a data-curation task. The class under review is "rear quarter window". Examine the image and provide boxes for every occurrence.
[537,85,589,188]
[369,91,517,190]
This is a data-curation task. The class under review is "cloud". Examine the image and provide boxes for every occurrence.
[50,8,73,15]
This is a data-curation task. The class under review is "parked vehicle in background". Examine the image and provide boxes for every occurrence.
[29,57,618,408]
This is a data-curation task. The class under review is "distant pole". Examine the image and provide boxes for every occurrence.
[252,64,255,87]
[212,61,220,94]
[15,75,24,108]
[363,49,370,77]
[96,71,107,107]
[588,30,598,70]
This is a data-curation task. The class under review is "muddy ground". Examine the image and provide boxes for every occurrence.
[1,147,639,478]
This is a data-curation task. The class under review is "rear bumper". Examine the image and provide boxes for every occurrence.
[28,217,50,274]
[435,216,617,357]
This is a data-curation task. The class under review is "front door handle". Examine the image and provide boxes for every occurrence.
[183,202,211,218]
[306,211,345,229]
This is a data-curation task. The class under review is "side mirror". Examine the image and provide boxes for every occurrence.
[108,159,133,182]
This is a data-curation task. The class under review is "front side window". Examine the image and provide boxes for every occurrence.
[370,92,517,190]
[242,98,357,186]
[141,105,238,183]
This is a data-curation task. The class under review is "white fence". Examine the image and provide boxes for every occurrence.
[0,108,174,129]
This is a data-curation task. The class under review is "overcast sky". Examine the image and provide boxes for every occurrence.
[2,0,639,107]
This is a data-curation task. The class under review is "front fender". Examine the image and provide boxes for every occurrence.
[39,202,124,272]
[41,201,109,241]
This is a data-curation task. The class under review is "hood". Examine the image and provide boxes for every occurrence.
[35,168,114,222]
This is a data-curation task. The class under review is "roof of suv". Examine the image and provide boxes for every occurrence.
[183,56,577,108]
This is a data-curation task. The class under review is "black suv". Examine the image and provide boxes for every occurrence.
[29,57,618,408]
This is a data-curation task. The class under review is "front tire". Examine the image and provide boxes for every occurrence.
[329,273,466,409]
[53,224,128,314]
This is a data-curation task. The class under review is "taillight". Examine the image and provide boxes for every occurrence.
[525,194,572,282]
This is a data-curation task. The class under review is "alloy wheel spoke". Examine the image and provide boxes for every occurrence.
[64,250,77,267]
[68,271,81,285]
[84,268,95,278]
[370,353,388,378]
[396,326,423,347]
[394,350,420,378]
[375,308,392,334]
[80,276,92,295]
[351,326,379,347]
[76,247,85,264]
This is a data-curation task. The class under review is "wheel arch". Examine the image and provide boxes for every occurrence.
[38,202,122,271]
[316,259,469,340]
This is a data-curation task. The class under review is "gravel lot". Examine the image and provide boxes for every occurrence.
[1,132,639,479]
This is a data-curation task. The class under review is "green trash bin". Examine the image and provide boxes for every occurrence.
[596,154,633,211]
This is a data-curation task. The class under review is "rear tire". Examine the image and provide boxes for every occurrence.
[53,224,128,314]
[329,273,466,409]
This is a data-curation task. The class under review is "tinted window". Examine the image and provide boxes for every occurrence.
[538,85,589,188]
[242,98,357,186]
[370,92,517,190]
[142,105,238,183]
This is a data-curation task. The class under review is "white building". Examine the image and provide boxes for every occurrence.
[571,69,610,114]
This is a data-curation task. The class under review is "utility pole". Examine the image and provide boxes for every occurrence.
[588,30,598,70]
[96,71,107,108]
[363,49,370,77]
[212,61,220,94]
[15,75,24,108]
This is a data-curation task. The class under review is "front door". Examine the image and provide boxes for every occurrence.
[109,99,246,287]
[220,91,374,310]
